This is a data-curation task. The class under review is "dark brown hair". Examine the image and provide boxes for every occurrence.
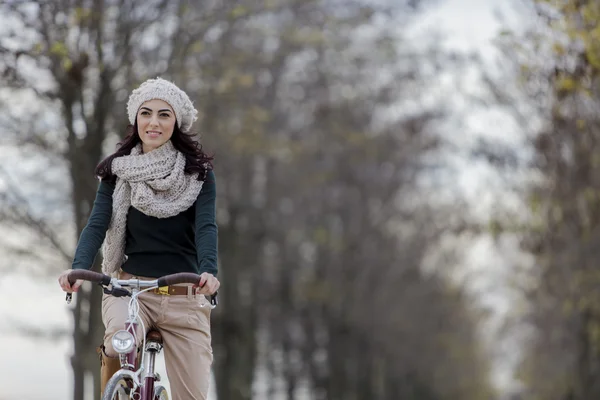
[95,122,214,183]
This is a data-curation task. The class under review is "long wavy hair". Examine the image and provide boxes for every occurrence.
[95,122,214,183]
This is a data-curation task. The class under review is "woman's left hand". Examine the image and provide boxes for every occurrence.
[196,272,220,295]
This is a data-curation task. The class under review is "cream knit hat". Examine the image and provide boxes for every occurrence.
[126,77,198,132]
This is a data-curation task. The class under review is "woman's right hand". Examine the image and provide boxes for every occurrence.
[58,269,83,293]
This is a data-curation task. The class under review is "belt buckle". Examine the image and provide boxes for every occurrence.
[156,286,170,295]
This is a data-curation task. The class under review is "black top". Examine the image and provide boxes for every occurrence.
[71,170,218,277]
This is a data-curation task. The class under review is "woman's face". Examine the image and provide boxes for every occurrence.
[136,99,176,153]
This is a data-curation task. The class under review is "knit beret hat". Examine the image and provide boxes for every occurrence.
[127,77,198,132]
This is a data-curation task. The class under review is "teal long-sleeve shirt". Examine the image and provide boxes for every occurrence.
[71,170,218,277]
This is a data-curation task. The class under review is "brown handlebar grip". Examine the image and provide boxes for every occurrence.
[156,272,202,287]
[68,270,112,286]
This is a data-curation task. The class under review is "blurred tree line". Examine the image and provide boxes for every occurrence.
[0,0,493,399]
[490,0,600,399]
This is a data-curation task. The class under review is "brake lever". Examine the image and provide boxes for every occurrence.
[66,283,115,304]
[104,286,130,297]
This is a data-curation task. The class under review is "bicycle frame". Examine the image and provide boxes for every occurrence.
[111,279,163,400]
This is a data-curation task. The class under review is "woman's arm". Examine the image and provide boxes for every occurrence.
[195,170,218,276]
[71,180,114,270]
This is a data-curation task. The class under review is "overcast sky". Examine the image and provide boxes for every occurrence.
[0,1,523,399]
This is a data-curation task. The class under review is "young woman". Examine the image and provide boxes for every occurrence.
[57,77,220,399]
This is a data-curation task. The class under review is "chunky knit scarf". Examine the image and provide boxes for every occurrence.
[101,140,204,275]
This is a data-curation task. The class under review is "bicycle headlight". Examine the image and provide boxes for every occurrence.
[112,330,135,354]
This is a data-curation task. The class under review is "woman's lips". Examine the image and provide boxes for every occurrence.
[146,131,161,138]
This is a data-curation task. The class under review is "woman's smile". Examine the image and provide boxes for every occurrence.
[146,130,162,138]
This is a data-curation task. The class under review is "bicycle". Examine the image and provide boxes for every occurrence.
[66,269,218,400]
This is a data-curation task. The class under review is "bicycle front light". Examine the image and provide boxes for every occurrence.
[112,330,135,354]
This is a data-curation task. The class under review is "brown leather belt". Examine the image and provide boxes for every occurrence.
[152,286,196,296]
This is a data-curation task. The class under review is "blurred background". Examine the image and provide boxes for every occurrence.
[0,0,595,399]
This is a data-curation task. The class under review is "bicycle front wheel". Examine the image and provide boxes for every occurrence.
[102,373,133,400]
[153,385,169,400]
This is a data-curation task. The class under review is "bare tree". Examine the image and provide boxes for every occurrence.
[1,1,189,398]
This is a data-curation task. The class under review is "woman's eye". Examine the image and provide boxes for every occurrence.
[160,113,170,117]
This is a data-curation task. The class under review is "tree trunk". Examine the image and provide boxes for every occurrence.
[71,288,87,400]
[67,101,109,399]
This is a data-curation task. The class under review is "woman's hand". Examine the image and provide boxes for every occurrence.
[58,269,83,293]
[196,272,220,295]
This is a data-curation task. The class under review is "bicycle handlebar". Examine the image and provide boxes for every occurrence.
[68,270,204,287]
[66,270,218,307]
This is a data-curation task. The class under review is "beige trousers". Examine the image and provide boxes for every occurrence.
[101,277,213,400]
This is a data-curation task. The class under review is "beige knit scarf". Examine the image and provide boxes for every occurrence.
[101,140,204,275]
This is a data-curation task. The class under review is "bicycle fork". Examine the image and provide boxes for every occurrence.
[139,336,163,400]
